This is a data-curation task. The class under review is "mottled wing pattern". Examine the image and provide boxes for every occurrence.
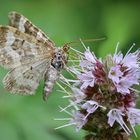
[3,60,50,95]
[8,11,55,47]
[0,26,54,69]
[0,12,57,95]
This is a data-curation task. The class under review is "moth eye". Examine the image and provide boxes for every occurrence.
[57,56,61,60]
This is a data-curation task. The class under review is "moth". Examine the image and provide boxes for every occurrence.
[0,11,69,100]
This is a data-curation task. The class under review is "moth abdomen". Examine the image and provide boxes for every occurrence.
[43,66,59,101]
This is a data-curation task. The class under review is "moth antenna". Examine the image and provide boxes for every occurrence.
[63,37,106,47]
[62,37,106,52]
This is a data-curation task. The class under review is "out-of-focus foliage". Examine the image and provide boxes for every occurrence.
[0,0,140,140]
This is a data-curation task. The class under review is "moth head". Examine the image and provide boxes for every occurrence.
[51,46,69,70]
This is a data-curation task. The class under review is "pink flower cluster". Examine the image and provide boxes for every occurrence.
[60,46,140,139]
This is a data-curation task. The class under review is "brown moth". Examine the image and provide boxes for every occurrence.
[0,11,69,100]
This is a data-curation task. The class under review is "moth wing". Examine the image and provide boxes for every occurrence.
[8,11,55,47]
[3,60,50,95]
[0,26,54,69]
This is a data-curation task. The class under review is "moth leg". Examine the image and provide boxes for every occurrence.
[43,66,59,101]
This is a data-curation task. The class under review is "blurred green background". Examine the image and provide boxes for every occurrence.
[0,0,140,140]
